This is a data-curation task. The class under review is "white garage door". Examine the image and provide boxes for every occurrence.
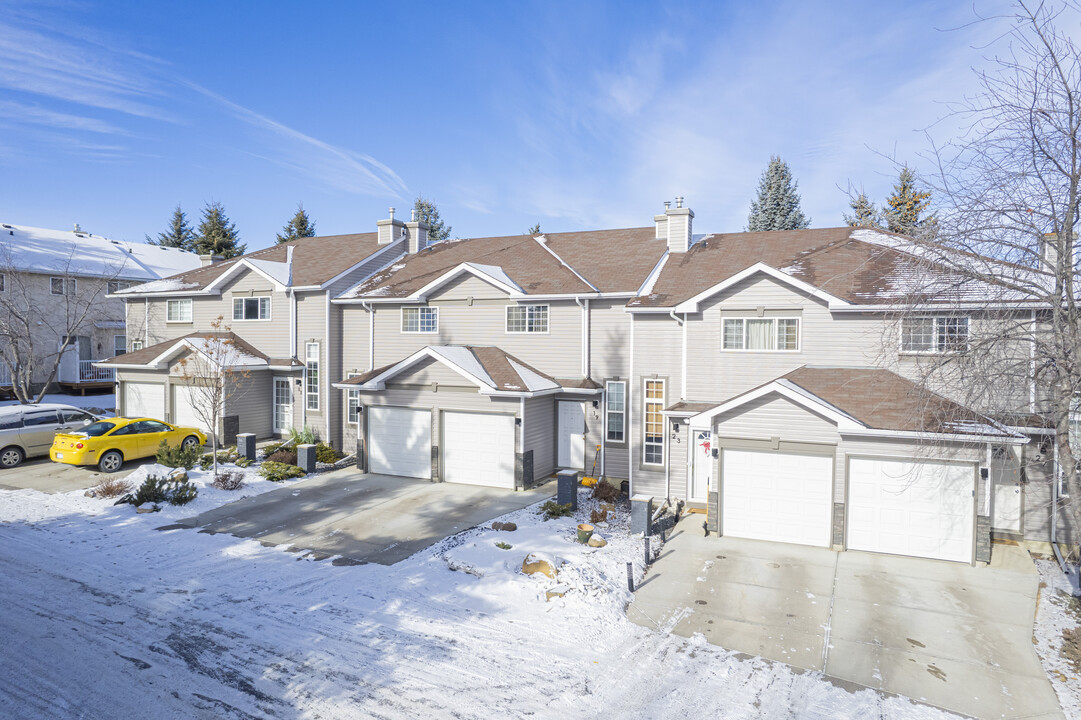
[722,449,833,547]
[368,406,431,479]
[443,411,515,488]
[171,385,210,433]
[123,382,164,420]
[847,457,974,563]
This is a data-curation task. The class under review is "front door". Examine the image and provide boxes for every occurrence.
[992,446,1022,533]
[557,401,585,469]
[273,378,293,434]
[690,429,711,501]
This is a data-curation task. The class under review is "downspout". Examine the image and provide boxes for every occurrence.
[1052,438,1059,545]
[362,301,375,371]
[628,312,634,495]
[519,396,525,490]
[599,385,606,478]
[143,297,149,345]
[1030,310,1037,412]
[324,290,331,443]
[289,290,297,358]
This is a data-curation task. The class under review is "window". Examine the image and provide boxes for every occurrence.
[605,381,626,442]
[82,421,116,437]
[901,317,969,353]
[347,373,360,424]
[232,296,271,320]
[401,307,438,333]
[722,317,800,351]
[61,410,94,424]
[22,410,59,427]
[0,273,5,292]
[166,299,192,323]
[305,342,319,411]
[506,304,549,333]
[643,379,665,465]
[107,280,128,294]
[131,339,144,351]
[114,335,126,357]
[50,277,76,295]
[138,420,171,433]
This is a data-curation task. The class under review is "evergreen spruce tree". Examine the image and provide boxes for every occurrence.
[148,205,195,250]
[413,195,452,244]
[193,201,245,258]
[525,223,541,235]
[884,166,933,236]
[843,191,882,228]
[275,203,317,244]
[746,156,811,231]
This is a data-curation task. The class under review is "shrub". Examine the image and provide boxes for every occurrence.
[259,461,305,482]
[266,449,297,465]
[590,507,608,524]
[115,474,198,507]
[289,425,319,446]
[213,470,245,491]
[155,439,202,470]
[495,541,512,550]
[198,454,214,471]
[261,441,284,458]
[315,442,340,463]
[592,479,619,502]
[539,500,573,520]
[92,475,132,499]
[235,456,251,468]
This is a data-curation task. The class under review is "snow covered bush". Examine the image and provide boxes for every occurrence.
[212,470,245,491]
[259,461,305,482]
[115,475,198,507]
[539,500,573,520]
[199,454,214,471]
[155,439,202,470]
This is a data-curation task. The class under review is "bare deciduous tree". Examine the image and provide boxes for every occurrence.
[0,243,126,404]
[174,317,253,477]
[891,2,1081,557]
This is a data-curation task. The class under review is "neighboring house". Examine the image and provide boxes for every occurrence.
[0,223,201,395]
[104,202,1072,565]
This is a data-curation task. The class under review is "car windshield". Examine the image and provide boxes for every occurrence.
[79,421,116,437]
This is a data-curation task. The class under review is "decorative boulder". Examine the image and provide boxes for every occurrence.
[545,584,570,601]
[587,535,608,548]
[135,503,159,514]
[83,490,97,498]
[491,521,518,532]
[167,468,188,482]
[521,553,559,578]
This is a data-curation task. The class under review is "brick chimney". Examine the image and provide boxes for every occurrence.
[663,196,694,253]
[405,208,429,253]
[377,207,406,245]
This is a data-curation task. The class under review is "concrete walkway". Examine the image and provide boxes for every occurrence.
[165,470,555,565]
[0,456,157,494]
[628,528,1062,720]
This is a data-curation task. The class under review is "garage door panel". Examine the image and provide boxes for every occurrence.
[172,385,210,433]
[443,411,514,489]
[124,382,164,420]
[722,449,833,548]
[847,457,974,563]
[369,406,431,479]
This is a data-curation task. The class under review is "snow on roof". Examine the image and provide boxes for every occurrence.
[507,358,559,392]
[428,346,493,385]
[246,258,291,286]
[184,336,265,368]
[461,262,523,292]
[0,223,201,281]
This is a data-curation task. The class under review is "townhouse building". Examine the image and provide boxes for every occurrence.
[102,201,1073,565]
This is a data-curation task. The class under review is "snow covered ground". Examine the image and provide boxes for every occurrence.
[0,483,964,719]
[0,392,115,414]
[1033,558,1081,719]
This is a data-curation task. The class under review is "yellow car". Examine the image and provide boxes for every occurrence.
[50,417,207,473]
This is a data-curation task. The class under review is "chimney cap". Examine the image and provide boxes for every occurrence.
[73,223,82,233]
[388,207,395,221]
[663,201,671,210]
[676,196,684,208]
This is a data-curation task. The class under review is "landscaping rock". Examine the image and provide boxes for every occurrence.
[491,521,517,532]
[545,584,570,601]
[600,502,615,514]
[135,503,159,514]
[587,535,608,548]
[521,553,559,578]
[167,468,188,482]
[83,490,96,498]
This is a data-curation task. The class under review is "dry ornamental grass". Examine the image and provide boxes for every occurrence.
[92,475,132,498]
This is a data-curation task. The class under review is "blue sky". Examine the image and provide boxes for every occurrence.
[0,0,1011,250]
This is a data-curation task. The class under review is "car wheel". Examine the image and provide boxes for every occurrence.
[98,450,123,474]
[0,446,24,469]
[181,435,199,451]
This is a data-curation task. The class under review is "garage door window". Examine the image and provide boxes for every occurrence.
[643,379,664,465]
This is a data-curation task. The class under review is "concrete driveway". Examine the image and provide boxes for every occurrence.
[0,455,157,494]
[164,470,555,565]
[629,530,1062,720]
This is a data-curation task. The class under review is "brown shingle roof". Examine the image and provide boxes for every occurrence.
[121,232,383,293]
[339,228,665,299]
[97,332,269,367]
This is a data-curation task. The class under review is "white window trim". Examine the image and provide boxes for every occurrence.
[50,277,76,296]
[0,272,5,292]
[273,377,292,433]
[166,298,193,323]
[605,380,626,443]
[305,342,320,411]
[131,339,144,351]
[899,316,970,355]
[721,316,801,352]
[642,378,665,466]
[505,304,550,334]
[400,306,438,334]
[346,372,361,424]
[113,334,126,356]
[232,296,272,321]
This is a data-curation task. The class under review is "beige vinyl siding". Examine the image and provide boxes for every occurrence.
[225,372,273,439]
[629,313,682,497]
[668,417,689,498]
[386,356,477,386]
[524,395,556,479]
[589,301,630,380]
[1020,439,1075,544]
[340,306,371,374]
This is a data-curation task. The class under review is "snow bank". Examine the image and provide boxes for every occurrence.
[1033,559,1081,719]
